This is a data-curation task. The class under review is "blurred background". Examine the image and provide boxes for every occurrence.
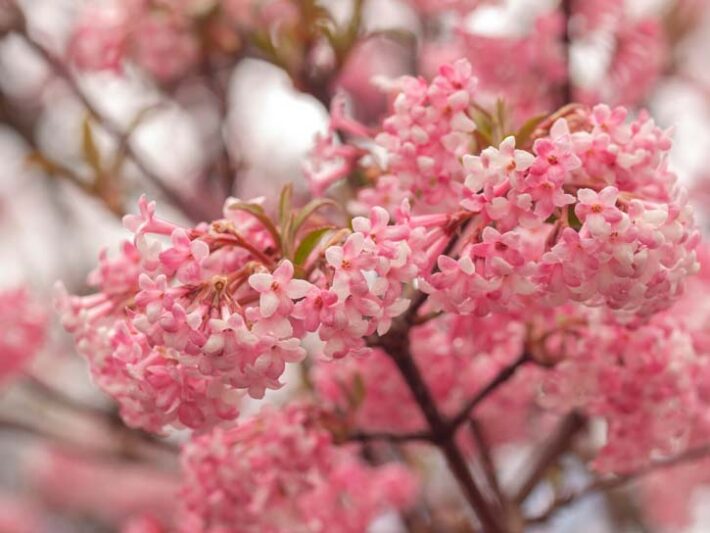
[0,0,709,531]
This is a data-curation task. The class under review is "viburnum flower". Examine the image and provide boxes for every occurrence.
[248,260,312,318]
[0,288,47,385]
[180,404,418,533]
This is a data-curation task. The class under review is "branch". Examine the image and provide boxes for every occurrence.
[446,352,531,433]
[348,430,433,444]
[378,330,506,532]
[469,418,505,513]
[560,0,574,105]
[526,442,710,525]
[513,411,586,505]
[14,18,212,222]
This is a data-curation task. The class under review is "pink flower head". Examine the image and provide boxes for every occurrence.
[575,186,624,236]
[248,260,313,318]
[0,288,46,385]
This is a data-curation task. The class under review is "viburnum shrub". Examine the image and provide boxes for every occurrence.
[2,0,710,531]
[55,57,704,530]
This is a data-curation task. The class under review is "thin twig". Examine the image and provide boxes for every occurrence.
[526,442,710,525]
[378,330,506,533]
[560,0,574,105]
[446,352,531,433]
[348,430,433,443]
[513,411,586,505]
[15,19,212,222]
[469,418,505,512]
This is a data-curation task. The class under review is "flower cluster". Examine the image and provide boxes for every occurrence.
[180,404,417,533]
[539,307,700,473]
[0,287,46,385]
[56,191,423,431]
[68,0,201,82]
[422,104,699,319]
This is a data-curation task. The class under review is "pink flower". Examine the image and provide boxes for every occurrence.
[575,186,623,236]
[248,260,312,318]
[0,288,46,385]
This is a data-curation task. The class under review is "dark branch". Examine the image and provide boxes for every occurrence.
[513,411,586,505]
[446,352,531,433]
[14,17,213,222]
[526,442,710,525]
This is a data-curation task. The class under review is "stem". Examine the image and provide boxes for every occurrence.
[405,218,473,324]
[469,419,505,512]
[560,0,574,105]
[348,430,433,443]
[380,330,505,532]
[15,18,212,222]
[513,411,586,505]
[447,352,530,433]
[526,442,710,525]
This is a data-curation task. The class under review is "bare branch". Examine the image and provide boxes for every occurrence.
[14,17,212,222]
[526,442,710,525]
[446,352,531,433]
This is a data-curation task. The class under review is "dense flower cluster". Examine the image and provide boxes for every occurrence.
[311,63,699,320]
[0,287,46,384]
[56,192,423,431]
[180,404,417,533]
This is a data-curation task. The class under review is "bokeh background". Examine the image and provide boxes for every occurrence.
[0,0,709,531]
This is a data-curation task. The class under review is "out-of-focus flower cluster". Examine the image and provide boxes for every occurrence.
[180,404,417,533]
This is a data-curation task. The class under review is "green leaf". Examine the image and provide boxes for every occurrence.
[292,198,339,235]
[494,98,507,142]
[294,226,332,266]
[568,208,583,231]
[515,114,547,148]
[278,183,293,231]
[471,108,493,145]
[226,200,282,251]
[82,116,102,176]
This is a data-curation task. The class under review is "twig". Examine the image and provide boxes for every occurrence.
[526,442,710,525]
[446,352,531,433]
[348,430,433,443]
[469,418,505,512]
[15,18,212,222]
[560,0,574,105]
[513,411,586,505]
[378,329,506,533]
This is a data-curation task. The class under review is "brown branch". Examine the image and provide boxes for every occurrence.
[14,17,212,222]
[446,352,531,433]
[526,442,710,525]
[378,330,506,533]
[469,419,505,513]
[560,0,574,105]
[513,411,586,505]
[348,430,433,444]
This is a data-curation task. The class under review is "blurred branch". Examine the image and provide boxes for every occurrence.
[446,352,531,433]
[513,411,586,505]
[526,442,710,524]
[469,419,505,513]
[348,430,433,443]
[13,16,212,222]
[560,0,573,105]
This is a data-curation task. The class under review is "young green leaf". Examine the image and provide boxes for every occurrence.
[226,200,282,251]
[292,198,339,235]
[294,226,332,266]
[82,115,102,177]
